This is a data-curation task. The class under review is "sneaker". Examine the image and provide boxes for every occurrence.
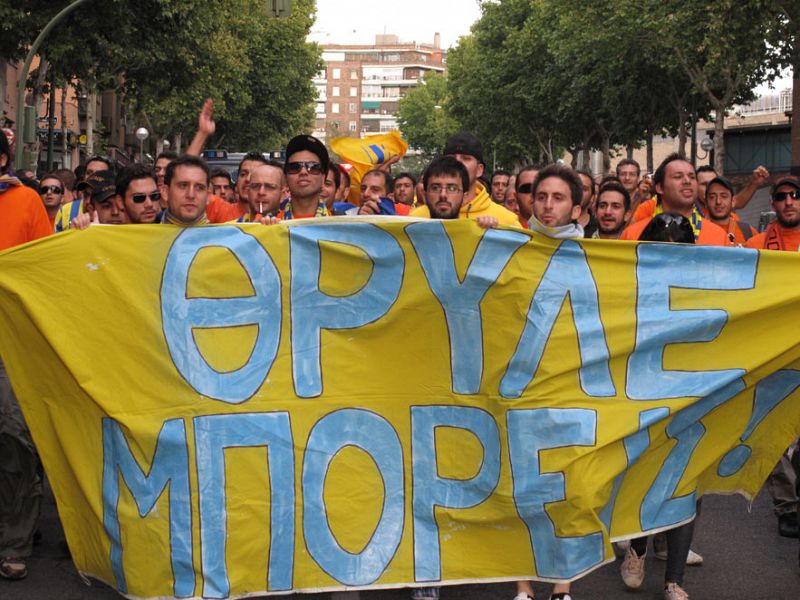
[652,533,703,565]
[513,594,534,600]
[0,557,27,580]
[549,594,572,600]
[620,546,646,589]
[411,587,440,600]
[664,582,689,600]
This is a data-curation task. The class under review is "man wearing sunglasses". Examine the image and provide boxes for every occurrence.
[38,174,66,229]
[621,154,727,245]
[115,164,162,224]
[70,170,129,228]
[746,178,800,251]
[278,135,330,220]
[514,165,540,224]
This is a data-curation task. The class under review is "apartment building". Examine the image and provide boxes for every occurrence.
[313,33,445,142]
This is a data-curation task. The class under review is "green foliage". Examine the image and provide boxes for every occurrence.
[1,0,322,150]
[397,71,459,155]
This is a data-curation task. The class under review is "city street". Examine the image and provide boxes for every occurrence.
[2,480,799,600]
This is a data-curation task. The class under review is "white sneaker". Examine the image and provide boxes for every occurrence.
[513,594,533,600]
[652,533,703,565]
[664,582,689,600]
[620,547,646,589]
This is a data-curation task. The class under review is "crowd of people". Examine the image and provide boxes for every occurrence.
[1,99,799,600]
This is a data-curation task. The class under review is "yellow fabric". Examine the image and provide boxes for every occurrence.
[0,221,798,598]
[411,182,519,226]
[330,131,408,204]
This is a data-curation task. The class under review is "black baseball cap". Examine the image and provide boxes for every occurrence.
[705,176,735,198]
[284,135,329,172]
[85,170,116,203]
[443,132,484,165]
[772,177,800,195]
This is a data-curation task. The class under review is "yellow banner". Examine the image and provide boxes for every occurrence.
[0,220,799,599]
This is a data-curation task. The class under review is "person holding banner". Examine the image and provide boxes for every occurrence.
[277,135,331,220]
[0,129,51,580]
[160,155,211,226]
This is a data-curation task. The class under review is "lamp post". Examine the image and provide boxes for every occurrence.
[135,127,149,162]
[15,0,92,170]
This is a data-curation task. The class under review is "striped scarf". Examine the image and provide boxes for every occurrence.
[280,200,329,220]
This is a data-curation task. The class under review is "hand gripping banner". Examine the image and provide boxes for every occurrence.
[0,219,798,599]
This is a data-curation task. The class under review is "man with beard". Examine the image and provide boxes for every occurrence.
[591,181,631,239]
[746,178,800,251]
[705,176,754,246]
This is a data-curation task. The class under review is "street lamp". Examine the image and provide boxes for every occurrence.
[136,127,149,162]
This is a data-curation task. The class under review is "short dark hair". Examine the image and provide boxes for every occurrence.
[85,155,115,174]
[238,151,269,173]
[116,163,157,197]
[491,169,511,183]
[654,153,694,191]
[341,170,351,188]
[423,156,469,193]
[394,172,416,186]
[696,164,717,177]
[210,168,232,184]
[597,181,631,211]
[533,163,583,206]
[53,168,76,191]
[576,169,596,197]
[599,174,621,188]
[40,172,65,190]
[156,151,178,162]
[165,155,210,186]
[616,158,641,177]
[362,169,393,194]
[515,164,543,191]
[327,163,341,189]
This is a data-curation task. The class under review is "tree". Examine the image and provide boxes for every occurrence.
[397,71,458,155]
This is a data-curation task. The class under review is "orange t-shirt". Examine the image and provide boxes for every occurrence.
[206,195,244,223]
[620,216,728,246]
[745,226,800,251]
[0,185,53,251]
[394,202,411,216]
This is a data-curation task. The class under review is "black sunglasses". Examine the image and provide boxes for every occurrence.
[40,185,63,195]
[131,191,162,204]
[285,161,323,175]
[517,183,533,194]
[773,190,800,202]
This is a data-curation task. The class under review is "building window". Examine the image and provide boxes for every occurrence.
[349,121,357,132]
[350,70,358,80]
[332,103,340,114]
[350,87,358,97]
[332,68,341,79]
[349,103,357,113]
[332,86,340,97]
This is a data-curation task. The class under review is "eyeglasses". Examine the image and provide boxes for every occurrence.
[773,190,800,202]
[40,185,63,195]
[428,183,462,194]
[517,183,533,194]
[286,161,323,175]
[130,191,161,203]
[249,182,279,192]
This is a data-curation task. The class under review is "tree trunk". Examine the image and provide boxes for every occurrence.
[713,106,725,175]
[568,147,578,169]
[601,132,611,175]
[581,147,591,170]
[30,56,49,122]
[174,132,182,155]
[626,144,634,159]
[86,89,96,157]
[61,81,68,167]
[791,63,800,177]
[646,130,654,174]
[677,106,688,159]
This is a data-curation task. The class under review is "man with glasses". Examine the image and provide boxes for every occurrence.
[38,174,66,229]
[115,164,162,224]
[514,165,540,224]
[278,135,330,220]
[54,156,115,232]
[240,161,284,223]
[621,153,727,246]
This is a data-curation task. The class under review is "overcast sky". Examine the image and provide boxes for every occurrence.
[309,0,482,48]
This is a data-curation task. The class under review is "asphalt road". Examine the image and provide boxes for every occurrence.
[2,481,799,600]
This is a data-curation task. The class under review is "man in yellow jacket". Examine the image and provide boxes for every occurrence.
[411,132,519,226]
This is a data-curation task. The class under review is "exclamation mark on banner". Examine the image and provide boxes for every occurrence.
[717,369,800,477]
